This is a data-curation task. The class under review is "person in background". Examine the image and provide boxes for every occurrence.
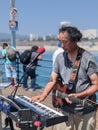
[52,41,64,66]
[1,42,18,86]
[30,26,98,130]
[23,45,42,91]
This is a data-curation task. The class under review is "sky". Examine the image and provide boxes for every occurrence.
[0,0,98,36]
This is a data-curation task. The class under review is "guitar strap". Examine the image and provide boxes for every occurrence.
[68,47,84,90]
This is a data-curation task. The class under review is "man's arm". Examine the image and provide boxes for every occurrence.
[69,73,98,99]
[37,55,42,60]
[2,50,6,58]
[30,72,58,102]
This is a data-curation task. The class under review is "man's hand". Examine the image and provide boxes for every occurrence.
[65,93,80,104]
[30,94,46,103]
[65,97,72,104]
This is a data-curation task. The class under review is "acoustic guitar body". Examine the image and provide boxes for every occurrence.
[52,81,67,108]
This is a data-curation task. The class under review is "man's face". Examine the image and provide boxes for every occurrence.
[58,32,76,53]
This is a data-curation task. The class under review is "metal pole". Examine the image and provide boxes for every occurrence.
[10,0,16,47]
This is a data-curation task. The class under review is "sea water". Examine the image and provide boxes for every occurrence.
[0,50,98,85]
[0,50,53,86]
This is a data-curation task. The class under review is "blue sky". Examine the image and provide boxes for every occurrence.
[0,0,98,36]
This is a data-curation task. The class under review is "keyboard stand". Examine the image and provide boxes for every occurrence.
[10,109,41,130]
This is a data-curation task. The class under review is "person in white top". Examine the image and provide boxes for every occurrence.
[52,41,64,66]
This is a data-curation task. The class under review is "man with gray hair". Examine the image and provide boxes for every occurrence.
[30,26,98,130]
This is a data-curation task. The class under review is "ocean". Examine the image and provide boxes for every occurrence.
[0,50,53,86]
[0,50,98,85]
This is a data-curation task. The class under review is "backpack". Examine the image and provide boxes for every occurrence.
[6,46,16,61]
[20,50,32,64]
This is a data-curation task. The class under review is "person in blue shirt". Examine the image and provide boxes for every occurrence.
[1,42,18,86]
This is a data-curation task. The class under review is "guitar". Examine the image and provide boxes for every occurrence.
[52,80,84,108]
[52,80,68,108]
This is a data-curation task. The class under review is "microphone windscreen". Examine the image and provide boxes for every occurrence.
[37,46,45,54]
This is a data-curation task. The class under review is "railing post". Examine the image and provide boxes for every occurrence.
[16,57,20,82]
[10,0,18,47]
[0,70,3,83]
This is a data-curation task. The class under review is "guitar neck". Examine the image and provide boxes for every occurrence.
[57,91,83,105]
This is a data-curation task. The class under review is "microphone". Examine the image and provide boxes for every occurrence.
[37,46,45,54]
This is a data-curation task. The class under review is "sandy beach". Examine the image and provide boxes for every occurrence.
[0,40,98,52]
[15,44,98,52]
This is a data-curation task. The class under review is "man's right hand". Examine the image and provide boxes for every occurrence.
[29,94,46,103]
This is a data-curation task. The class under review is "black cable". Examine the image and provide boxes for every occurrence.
[4,117,14,130]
